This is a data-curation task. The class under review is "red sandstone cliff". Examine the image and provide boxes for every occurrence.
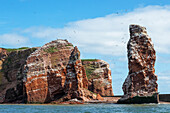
[118,24,158,104]
[0,39,113,103]
[24,40,75,103]
[24,40,97,103]
[63,46,96,102]
[0,47,37,103]
[82,59,113,96]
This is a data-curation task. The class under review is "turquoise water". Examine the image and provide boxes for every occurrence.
[0,104,170,113]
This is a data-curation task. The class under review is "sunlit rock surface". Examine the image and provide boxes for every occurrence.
[63,46,96,102]
[24,40,75,103]
[118,24,158,104]
[24,40,97,103]
[82,59,113,96]
[0,39,113,103]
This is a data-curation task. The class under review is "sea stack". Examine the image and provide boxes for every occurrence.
[118,24,158,104]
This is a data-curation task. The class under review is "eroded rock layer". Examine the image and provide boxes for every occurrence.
[24,40,98,103]
[24,40,74,103]
[63,47,96,101]
[0,39,114,103]
[0,48,37,103]
[82,59,113,96]
[118,24,158,104]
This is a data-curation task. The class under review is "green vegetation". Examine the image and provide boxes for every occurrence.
[86,70,93,79]
[82,59,100,79]
[83,63,100,79]
[81,59,98,61]
[43,46,59,53]
[30,48,37,51]
[5,47,30,52]
[88,89,97,95]
[83,65,95,79]
[66,44,73,47]
[84,88,97,95]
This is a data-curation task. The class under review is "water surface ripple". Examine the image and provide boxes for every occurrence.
[0,104,169,113]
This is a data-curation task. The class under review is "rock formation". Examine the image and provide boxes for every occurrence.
[118,24,158,104]
[82,59,113,96]
[0,39,114,103]
[63,47,96,101]
[24,40,97,103]
[24,40,75,103]
[0,47,37,103]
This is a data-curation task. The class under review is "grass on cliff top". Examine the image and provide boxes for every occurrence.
[5,47,30,52]
[81,59,98,61]
[65,44,73,47]
[43,46,59,53]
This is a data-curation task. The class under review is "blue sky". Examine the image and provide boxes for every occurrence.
[1,0,170,95]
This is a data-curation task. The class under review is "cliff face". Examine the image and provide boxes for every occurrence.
[82,60,113,96]
[0,48,37,103]
[0,39,114,103]
[24,40,75,103]
[118,24,158,104]
[24,40,97,103]
[63,47,96,101]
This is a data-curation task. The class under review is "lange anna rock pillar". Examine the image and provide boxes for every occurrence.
[118,24,158,104]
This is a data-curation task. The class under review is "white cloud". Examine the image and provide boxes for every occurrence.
[22,5,170,56]
[159,76,170,80]
[1,5,170,57]
[0,34,30,48]
[158,71,170,76]
[158,72,170,84]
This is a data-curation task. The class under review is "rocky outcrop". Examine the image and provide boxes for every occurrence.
[0,47,37,103]
[82,59,113,96]
[63,47,96,101]
[0,39,113,103]
[118,24,158,104]
[24,40,97,103]
[24,40,75,103]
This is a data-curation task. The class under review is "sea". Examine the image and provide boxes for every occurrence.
[0,104,170,113]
